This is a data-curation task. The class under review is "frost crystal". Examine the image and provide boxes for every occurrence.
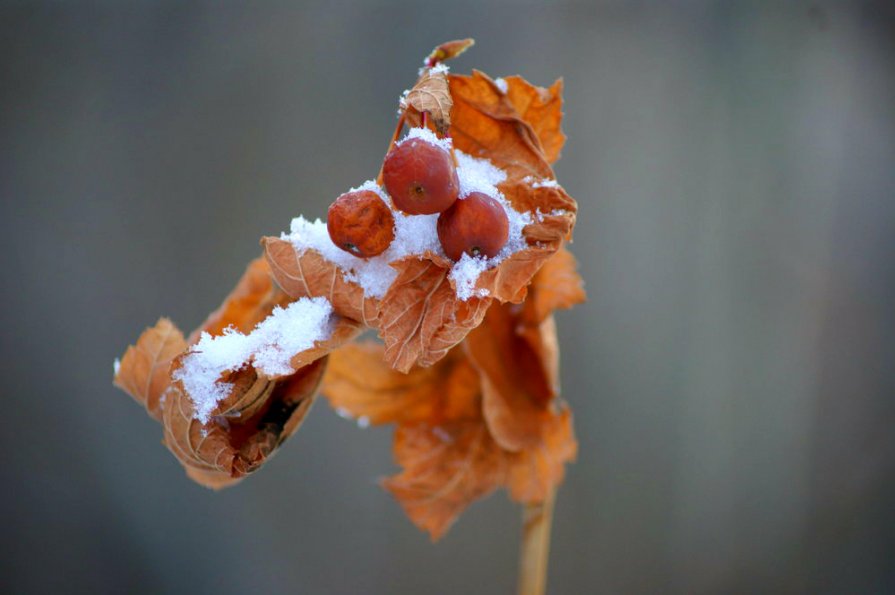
[174,296,335,423]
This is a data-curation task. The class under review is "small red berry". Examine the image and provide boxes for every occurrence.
[437,192,509,261]
[327,190,395,258]
[382,138,459,215]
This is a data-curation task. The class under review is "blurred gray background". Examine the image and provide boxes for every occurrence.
[2,2,894,593]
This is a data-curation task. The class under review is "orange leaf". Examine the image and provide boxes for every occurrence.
[262,237,380,327]
[323,342,480,426]
[114,318,187,421]
[501,76,566,164]
[465,302,555,451]
[163,358,327,489]
[383,419,506,540]
[449,70,553,181]
[188,257,291,343]
[506,406,577,503]
[525,245,586,325]
[378,254,490,373]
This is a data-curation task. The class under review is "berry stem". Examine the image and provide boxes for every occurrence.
[378,113,406,185]
[517,486,556,595]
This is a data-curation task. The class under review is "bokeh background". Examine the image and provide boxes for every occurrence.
[2,2,894,593]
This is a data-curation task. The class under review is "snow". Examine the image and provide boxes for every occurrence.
[455,150,506,198]
[283,148,533,303]
[113,358,120,376]
[400,126,453,153]
[429,63,450,75]
[494,77,508,94]
[335,407,370,429]
[522,175,561,189]
[174,296,335,424]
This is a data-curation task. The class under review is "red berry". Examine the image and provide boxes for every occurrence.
[327,190,395,258]
[382,138,460,215]
[437,192,509,261]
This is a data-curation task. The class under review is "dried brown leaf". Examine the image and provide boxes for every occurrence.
[114,318,188,421]
[525,245,586,325]
[403,69,452,134]
[383,419,506,540]
[506,406,577,503]
[501,76,566,164]
[163,358,327,489]
[323,342,480,426]
[262,237,380,327]
[378,254,491,373]
[198,315,362,421]
[449,70,552,181]
[465,303,554,452]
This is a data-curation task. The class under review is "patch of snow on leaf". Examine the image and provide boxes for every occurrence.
[494,77,508,94]
[174,296,334,424]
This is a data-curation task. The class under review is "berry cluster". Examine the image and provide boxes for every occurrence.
[326,133,509,262]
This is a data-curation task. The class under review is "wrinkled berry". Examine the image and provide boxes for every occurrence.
[327,190,395,258]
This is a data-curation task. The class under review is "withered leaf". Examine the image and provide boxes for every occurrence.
[378,254,490,373]
[506,406,577,504]
[163,358,327,489]
[465,302,554,452]
[525,245,586,325]
[188,257,291,343]
[449,70,553,182]
[383,419,506,541]
[501,76,566,164]
[114,318,188,421]
[403,68,452,134]
[323,342,480,426]
[262,237,380,327]
[426,38,475,66]
[193,315,362,422]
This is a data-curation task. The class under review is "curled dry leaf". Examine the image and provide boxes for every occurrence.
[500,76,566,165]
[163,312,361,488]
[465,303,554,452]
[383,420,506,541]
[114,258,361,489]
[426,38,475,66]
[114,318,187,421]
[164,358,327,489]
[449,70,553,181]
[467,245,585,451]
[402,68,452,134]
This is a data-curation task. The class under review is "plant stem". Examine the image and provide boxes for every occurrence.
[517,487,556,595]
